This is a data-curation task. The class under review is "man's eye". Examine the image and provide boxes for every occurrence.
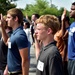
[38,29,41,30]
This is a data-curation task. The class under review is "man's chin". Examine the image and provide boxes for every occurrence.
[8,25,11,27]
[37,38,41,40]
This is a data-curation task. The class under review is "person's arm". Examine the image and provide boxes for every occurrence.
[35,39,41,60]
[19,47,29,75]
[16,32,29,75]
[61,8,69,62]
[61,8,66,37]
[61,8,68,39]
[26,14,32,25]
[34,33,42,60]
[3,65,8,75]
[0,14,8,45]
[63,30,68,39]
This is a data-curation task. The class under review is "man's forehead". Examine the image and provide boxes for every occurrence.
[7,14,11,17]
[7,14,12,18]
[37,23,46,28]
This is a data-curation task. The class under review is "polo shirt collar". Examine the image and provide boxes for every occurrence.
[12,26,23,35]
[43,41,56,51]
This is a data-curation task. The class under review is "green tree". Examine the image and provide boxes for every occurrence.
[22,0,70,21]
[10,0,20,2]
[22,0,60,17]
[23,0,50,16]
[0,0,16,15]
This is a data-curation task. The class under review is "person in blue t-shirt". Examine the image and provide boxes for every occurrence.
[67,2,75,75]
[0,8,29,75]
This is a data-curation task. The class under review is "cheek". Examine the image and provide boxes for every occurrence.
[9,21,12,25]
[8,20,11,23]
[38,31,43,35]
[38,31,45,38]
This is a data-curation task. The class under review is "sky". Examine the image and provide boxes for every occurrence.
[13,0,75,11]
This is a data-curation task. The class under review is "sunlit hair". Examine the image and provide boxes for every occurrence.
[32,13,40,18]
[7,8,23,24]
[3,15,7,28]
[36,15,60,34]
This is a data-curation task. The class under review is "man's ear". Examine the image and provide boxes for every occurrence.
[15,16,18,22]
[47,28,53,34]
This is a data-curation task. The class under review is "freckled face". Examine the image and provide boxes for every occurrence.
[35,23,48,41]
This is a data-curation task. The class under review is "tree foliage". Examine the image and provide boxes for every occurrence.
[23,0,49,16]
[0,0,16,15]
[22,0,70,19]
[10,0,19,1]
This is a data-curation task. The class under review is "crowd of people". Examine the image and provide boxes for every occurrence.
[0,1,75,75]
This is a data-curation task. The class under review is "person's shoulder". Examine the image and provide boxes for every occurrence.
[71,22,75,27]
[17,28,26,35]
[13,30,26,41]
[48,45,60,57]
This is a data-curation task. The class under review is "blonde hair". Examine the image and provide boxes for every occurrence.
[36,15,60,34]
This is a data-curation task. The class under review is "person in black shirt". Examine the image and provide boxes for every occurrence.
[0,15,12,75]
[34,15,64,75]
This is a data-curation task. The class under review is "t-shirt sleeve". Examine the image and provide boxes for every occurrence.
[15,34,28,49]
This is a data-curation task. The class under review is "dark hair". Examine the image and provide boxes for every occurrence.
[72,2,75,5]
[57,16,70,29]
[23,18,28,22]
[24,22,30,28]
[57,16,61,23]
[7,8,23,24]
[65,16,70,25]
[65,16,70,21]
[32,14,40,19]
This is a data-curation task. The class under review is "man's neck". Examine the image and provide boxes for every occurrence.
[43,36,54,46]
[12,23,21,30]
